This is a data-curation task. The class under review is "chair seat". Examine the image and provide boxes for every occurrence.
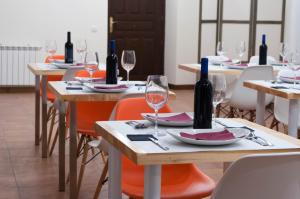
[122,158,215,199]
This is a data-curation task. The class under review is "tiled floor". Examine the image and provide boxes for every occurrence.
[0,91,225,199]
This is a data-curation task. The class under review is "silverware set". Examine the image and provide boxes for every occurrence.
[126,121,170,150]
[126,121,150,129]
[215,120,273,146]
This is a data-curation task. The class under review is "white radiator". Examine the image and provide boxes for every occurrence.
[0,45,43,86]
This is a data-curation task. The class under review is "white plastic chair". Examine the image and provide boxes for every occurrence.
[249,56,277,65]
[229,65,274,111]
[210,153,300,199]
[274,97,300,127]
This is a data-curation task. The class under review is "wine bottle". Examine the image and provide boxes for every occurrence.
[259,34,268,65]
[193,58,213,129]
[65,32,73,63]
[106,40,118,84]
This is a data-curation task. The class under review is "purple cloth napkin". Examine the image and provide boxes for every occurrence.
[280,76,300,80]
[93,84,128,89]
[180,129,235,141]
[147,113,193,122]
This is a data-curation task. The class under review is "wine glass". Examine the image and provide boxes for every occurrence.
[209,74,226,127]
[121,50,136,84]
[145,75,169,136]
[217,42,226,67]
[279,43,289,66]
[236,41,246,64]
[76,40,87,64]
[217,42,226,57]
[45,40,57,62]
[84,51,99,81]
[287,52,300,88]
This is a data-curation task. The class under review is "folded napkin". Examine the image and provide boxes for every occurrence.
[93,84,128,89]
[127,134,157,141]
[146,113,193,122]
[280,76,300,80]
[180,129,235,141]
[230,63,248,67]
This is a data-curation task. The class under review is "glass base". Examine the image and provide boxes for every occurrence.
[153,129,167,137]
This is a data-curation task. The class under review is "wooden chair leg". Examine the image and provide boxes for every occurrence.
[228,107,234,118]
[77,135,85,157]
[216,104,221,117]
[77,143,89,197]
[49,128,59,156]
[249,111,255,122]
[47,108,57,153]
[93,160,109,199]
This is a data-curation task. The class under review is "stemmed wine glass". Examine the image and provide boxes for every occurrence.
[84,51,99,81]
[45,40,57,62]
[287,52,300,88]
[217,42,226,67]
[76,40,87,64]
[236,41,246,64]
[121,50,136,84]
[279,43,289,66]
[145,75,169,136]
[209,74,226,127]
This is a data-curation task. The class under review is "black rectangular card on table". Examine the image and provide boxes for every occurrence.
[127,134,158,141]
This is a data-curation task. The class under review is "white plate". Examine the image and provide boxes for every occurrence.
[279,76,300,83]
[278,69,300,83]
[226,64,248,70]
[84,83,130,93]
[167,128,250,146]
[141,113,193,127]
[74,77,106,84]
[52,62,84,69]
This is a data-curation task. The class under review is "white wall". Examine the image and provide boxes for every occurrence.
[164,0,198,85]
[285,0,300,52]
[0,0,108,62]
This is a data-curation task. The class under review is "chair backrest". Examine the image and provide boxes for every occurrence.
[274,97,300,127]
[249,56,276,65]
[210,153,300,199]
[75,70,106,78]
[44,55,64,63]
[229,65,274,110]
[114,97,172,120]
[44,55,64,81]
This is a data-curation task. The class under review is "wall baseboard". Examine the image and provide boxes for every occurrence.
[0,86,34,93]
[168,84,194,90]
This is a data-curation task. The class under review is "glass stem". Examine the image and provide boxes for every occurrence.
[155,109,158,133]
[127,71,130,84]
[294,72,297,88]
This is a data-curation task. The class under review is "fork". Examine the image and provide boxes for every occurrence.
[126,121,149,129]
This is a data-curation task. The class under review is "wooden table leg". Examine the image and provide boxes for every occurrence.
[256,91,266,126]
[58,101,66,192]
[288,99,299,138]
[144,165,161,199]
[108,143,122,199]
[41,76,48,158]
[35,75,40,146]
[69,102,78,199]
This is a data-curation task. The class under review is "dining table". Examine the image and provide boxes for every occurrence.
[178,63,282,80]
[244,80,300,138]
[28,63,66,158]
[48,80,176,198]
[95,117,300,199]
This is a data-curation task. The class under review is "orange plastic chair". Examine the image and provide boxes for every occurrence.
[63,70,116,196]
[114,97,216,199]
[43,55,64,102]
